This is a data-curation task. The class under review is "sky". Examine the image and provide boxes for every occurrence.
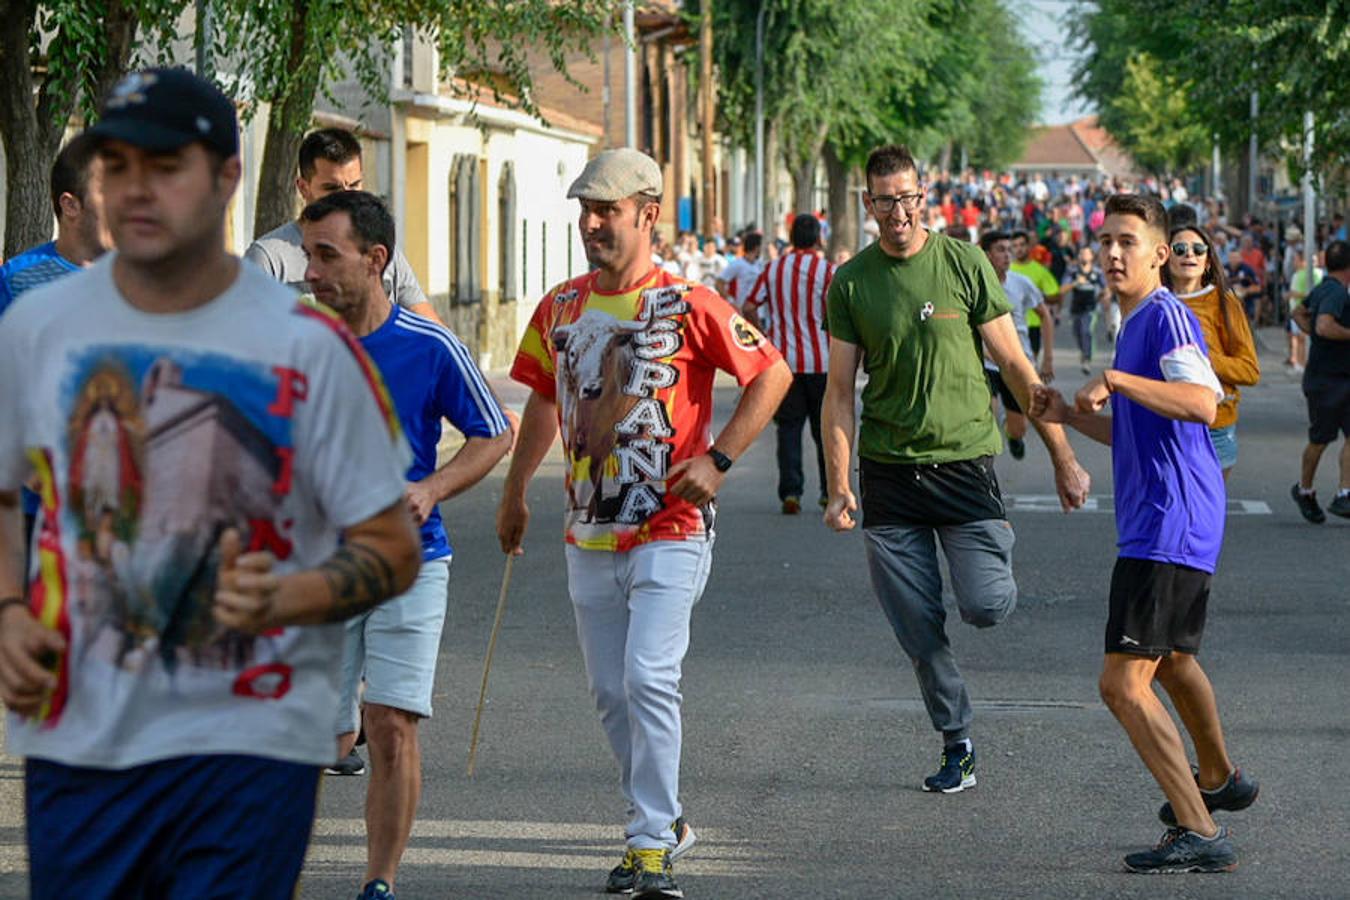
[1014,0,1096,125]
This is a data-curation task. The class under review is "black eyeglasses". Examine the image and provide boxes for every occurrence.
[869,192,925,214]
[1171,241,1208,258]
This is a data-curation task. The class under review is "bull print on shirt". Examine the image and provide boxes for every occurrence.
[551,286,690,527]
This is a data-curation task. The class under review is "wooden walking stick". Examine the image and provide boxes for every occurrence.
[467,553,515,776]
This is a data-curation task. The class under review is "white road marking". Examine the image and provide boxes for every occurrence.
[307,818,761,874]
[1004,495,1271,515]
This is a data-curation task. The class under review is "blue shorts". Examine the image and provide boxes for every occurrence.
[26,754,319,900]
[1208,423,1238,469]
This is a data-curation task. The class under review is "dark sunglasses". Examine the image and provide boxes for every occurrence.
[1171,241,1208,258]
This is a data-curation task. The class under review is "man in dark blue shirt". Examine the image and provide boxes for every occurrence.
[1290,240,1350,522]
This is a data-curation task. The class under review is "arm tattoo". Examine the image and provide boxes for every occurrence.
[318,541,397,622]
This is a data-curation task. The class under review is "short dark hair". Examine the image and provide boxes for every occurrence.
[865,144,919,191]
[979,229,1010,251]
[1010,230,1030,243]
[50,141,94,218]
[1327,240,1350,273]
[1167,204,1199,232]
[790,213,821,249]
[298,128,363,180]
[300,190,396,274]
[1104,193,1168,240]
[741,232,763,254]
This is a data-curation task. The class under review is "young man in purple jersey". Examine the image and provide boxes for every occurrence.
[1031,194,1257,874]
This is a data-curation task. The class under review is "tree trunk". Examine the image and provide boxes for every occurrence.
[763,117,778,235]
[0,0,61,257]
[787,121,828,217]
[791,157,815,216]
[938,142,953,176]
[1,0,139,258]
[91,2,141,113]
[823,142,856,256]
[253,0,321,238]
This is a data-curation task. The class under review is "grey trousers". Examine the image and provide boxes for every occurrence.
[863,520,1018,743]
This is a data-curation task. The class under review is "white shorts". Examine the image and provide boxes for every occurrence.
[335,556,451,733]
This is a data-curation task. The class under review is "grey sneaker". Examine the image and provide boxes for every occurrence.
[1124,825,1237,873]
[1328,492,1350,518]
[1160,767,1259,826]
[325,749,366,776]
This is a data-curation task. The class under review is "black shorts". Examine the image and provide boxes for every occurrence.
[1105,558,1210,656]
[860,455,1005,528]
[985,369,1021,414]
[1303,378,1350,445]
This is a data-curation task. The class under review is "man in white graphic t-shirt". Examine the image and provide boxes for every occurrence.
[0,68,420,900]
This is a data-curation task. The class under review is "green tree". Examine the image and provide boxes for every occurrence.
[711,0,1039,249]
[711,0,938,241]
[0,0,182,258]
[1072,0,1350,184]
[210,0,616,237]
[954,0,1041,171]
[1109,52,1209,176]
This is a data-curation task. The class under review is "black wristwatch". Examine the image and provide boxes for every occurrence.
[707,448,734,473]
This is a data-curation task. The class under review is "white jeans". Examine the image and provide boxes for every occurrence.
[565,538,714,850]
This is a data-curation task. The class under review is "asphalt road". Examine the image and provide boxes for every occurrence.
[0,325,1345,899]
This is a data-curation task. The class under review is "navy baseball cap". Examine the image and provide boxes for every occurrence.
[82,67,238,157]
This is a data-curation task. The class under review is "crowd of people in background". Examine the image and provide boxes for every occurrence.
[652,164,1348,526]
[656,169,1344,377]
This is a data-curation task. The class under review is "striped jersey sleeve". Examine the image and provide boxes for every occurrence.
[392,308,508,438]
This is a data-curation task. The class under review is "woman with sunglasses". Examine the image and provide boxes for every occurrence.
[1163,224,1261,479]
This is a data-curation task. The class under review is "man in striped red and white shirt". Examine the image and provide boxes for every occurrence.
[745,214,835,513]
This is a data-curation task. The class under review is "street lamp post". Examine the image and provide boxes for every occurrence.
[624,1,636,149]
[1248,88,1258,217]
[754,5,766,233]
[1303,111,1315,294]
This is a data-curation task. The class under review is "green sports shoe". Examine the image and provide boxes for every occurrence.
[606,818,696,893]
[605,848,639,894]
[631,848,682,899]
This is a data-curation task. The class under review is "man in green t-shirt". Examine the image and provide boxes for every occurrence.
[822,144,1091,793]
[1011,230,1062,361]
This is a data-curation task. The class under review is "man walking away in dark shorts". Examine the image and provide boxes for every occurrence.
[1289,240,1350,522]
[1033,193,1258,873]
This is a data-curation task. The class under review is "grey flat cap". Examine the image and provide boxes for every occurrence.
[568,148,663,201]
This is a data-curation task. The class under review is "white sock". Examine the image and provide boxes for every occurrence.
[1299,486,1315,497]
[1337,488,1350,499]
